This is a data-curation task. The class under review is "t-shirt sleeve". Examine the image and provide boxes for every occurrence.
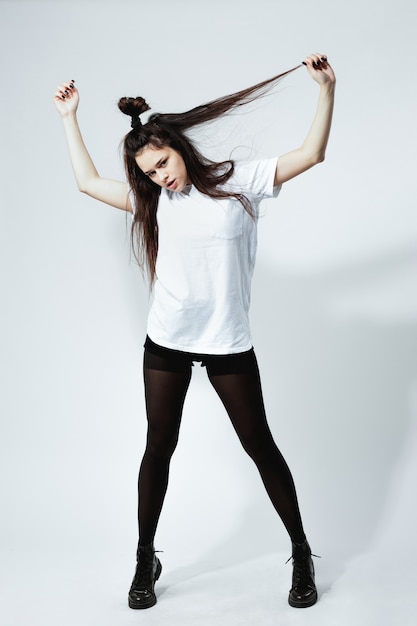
[229,157,281,201]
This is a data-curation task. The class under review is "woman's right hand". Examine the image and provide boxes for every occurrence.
[53,80,79,117]
[53,79,131,212]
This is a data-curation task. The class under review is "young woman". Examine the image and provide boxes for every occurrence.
[54,52,335,611]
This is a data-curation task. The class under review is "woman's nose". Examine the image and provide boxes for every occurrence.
[158,169,168,182]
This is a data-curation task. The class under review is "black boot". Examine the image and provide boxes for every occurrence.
[128,543,162,609]
[288,540,318,608]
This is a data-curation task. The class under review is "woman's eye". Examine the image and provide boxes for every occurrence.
[148,171,156,178]
[160,159,167,167]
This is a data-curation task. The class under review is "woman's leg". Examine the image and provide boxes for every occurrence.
[129,352,192,610]
[206,352,305,544]
[138,363,192,546]
[206,352,317,607]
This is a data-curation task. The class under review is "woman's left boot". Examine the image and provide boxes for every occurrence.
[288,539,318,608]
[128,543,162,609]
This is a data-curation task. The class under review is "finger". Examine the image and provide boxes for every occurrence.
[56,88,69,100]
[314,53,330,68]
[320,56,331,70]
[311,53,323,70]
[55,86,67,100]
[302,54,321,69]
[55,81,76,100]
[315,52,329,67]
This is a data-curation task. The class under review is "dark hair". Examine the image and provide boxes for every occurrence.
[118,64,301,283]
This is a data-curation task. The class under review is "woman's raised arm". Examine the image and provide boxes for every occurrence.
[54,81,132,212]
[274,53,336,186]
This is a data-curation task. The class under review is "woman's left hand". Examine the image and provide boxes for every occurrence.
[274,52,335,185]
[303,53,336,86]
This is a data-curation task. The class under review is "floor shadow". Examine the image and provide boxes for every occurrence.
[163,242,417,589]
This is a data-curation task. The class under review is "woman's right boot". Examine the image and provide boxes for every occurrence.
[288,539,318,608]
[128,543,162,609]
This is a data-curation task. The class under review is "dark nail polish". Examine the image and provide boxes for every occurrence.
[302,61,307,65]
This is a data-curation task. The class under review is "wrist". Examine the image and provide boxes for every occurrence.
[319,81,336,94]
[61,110,78,123]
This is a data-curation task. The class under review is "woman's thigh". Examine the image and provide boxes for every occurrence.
[143,357,192,457]
[206,352,276,458]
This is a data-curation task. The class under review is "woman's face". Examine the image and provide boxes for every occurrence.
[135,145,190,192]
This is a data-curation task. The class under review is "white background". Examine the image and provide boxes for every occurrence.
[1,1,417,624]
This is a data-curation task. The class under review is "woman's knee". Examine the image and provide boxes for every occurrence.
[145,427,180,460]
[239,428,277,463]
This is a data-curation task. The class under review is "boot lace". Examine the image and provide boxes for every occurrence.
[133,550,162,588]
[286,551,321,588]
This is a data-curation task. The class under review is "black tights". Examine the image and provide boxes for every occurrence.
[138,347,306,546]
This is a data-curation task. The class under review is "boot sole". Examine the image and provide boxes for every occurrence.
[128,559,162,610]
[288,589,318,608]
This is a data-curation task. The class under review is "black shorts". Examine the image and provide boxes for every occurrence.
[143,335,257,376]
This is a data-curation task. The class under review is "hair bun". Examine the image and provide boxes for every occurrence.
[118,96,151,118]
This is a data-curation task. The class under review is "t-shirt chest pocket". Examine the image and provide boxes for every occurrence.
[158,194,244,247]
[195,199,243,242]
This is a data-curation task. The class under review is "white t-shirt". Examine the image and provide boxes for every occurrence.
[134,157,281,354]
